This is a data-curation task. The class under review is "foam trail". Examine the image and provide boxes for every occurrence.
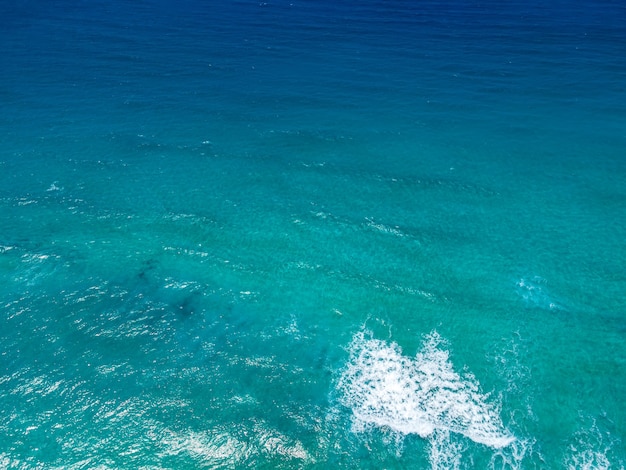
[338,330,515,450]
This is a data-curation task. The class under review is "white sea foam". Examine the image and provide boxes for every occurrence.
[490,437,536,470]
[428,429,465,470]
[567,447,612,470]
[364,217,405,237]
[253,422,312,462]
[564,418,624,470]
[16,197,37,206]
[155,423,313,466]
[516,276,563,311]
[338,330,515,451]
[157,427,249,465]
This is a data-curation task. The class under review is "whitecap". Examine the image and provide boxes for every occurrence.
[16,198,37,206]
[337,330,515,450]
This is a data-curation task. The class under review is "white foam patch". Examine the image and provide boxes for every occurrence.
[155,423,313,466]
[364,217,405,237]
[338,330,515,450]
[516,276,563,311]
[156,427,250,465]
[252,421,313,462]
[428,429,465,469]
[564,418,623,470]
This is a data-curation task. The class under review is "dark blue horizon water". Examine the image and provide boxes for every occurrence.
[2,0,625,468]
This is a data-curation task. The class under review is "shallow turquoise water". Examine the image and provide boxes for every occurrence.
[1,0,625,468]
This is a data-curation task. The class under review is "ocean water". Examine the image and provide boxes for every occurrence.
[1,0,625,468]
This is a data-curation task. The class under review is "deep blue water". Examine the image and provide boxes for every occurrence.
[1,1,626,468]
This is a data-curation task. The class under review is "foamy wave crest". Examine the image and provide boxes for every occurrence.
[338,330,515,449]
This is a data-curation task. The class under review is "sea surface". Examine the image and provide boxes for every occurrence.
[1,0,625,468]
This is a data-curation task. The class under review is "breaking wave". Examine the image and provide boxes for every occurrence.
[337,330,515,452]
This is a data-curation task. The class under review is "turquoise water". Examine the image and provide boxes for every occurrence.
[1,1,625,467]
